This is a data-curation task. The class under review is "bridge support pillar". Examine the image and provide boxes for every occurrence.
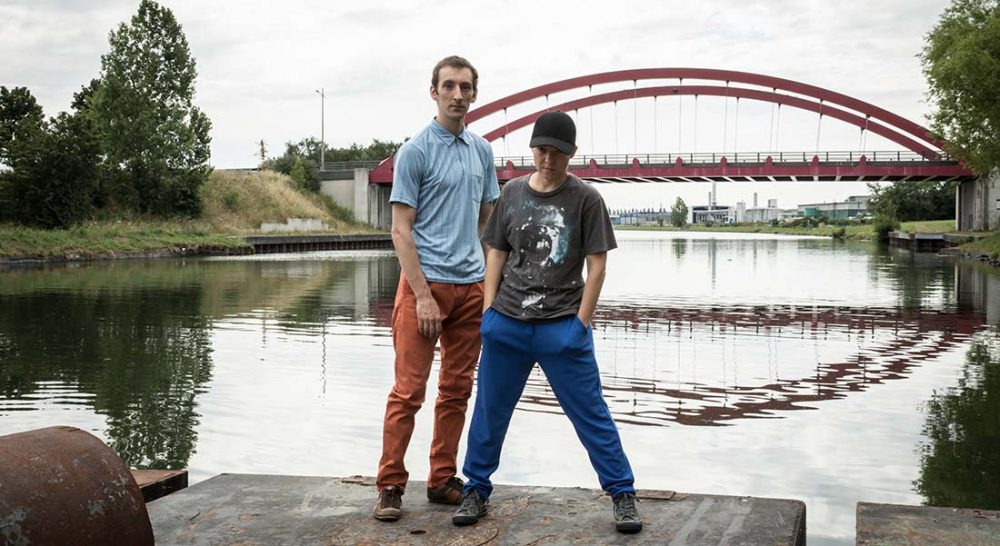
[352,168,369,225]
[367,178,392,231]
[957,168,1000,231]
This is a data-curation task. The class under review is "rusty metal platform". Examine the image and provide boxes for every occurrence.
[856,502,1000,545]
[147,474,805,545]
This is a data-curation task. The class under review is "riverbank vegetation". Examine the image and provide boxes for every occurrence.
[958,232,1000,257]
[0,170,373,260]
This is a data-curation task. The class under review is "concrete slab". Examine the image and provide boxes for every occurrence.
[148,474,805,545]
[856,502,1000,546]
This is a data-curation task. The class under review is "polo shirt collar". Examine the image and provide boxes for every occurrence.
[429,118,470,146]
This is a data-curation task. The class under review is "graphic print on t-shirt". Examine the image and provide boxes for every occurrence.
[515,201,571,311]
[518,201,571,273]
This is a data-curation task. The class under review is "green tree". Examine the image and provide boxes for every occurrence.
[867,180,956,222]
[264,141,320,191]
[921,0,1000,175]
[0,86,45,167]
[325,138,403,162]
[670,197,689,227]
[260,138,402,192]
[91,0,212,216]
[289,156,309,190]
[1,84,102,228]
[5,111,101,228]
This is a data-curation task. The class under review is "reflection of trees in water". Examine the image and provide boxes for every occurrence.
[671,238,687,260]
[0,286,212,469]
[869,245,956,309]
[269,256,400,330]
[915,327,1000,509]
[0,256,403,468]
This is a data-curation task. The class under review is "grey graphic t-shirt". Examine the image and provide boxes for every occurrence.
[482,174,617,321]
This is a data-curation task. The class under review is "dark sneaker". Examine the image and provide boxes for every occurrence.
[427,476,465,505]
[452,488,488,526]
[613,492,642,533]
[373,486,403,521]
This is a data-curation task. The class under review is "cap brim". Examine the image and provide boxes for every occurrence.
[529,136,575,155]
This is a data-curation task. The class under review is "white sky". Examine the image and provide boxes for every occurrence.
[0,0,952,210]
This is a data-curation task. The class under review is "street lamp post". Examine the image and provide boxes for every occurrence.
[315,88,325,171]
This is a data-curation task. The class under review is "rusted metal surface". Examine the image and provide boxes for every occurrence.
[0,426,154,546]
[857,502,1000,546]
[148,473,805,545]
[131,469,189,503]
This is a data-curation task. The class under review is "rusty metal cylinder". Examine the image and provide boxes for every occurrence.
[0,426,154,546]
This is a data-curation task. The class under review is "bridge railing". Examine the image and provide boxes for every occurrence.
[494,150,954,168]
[320,160,384,171]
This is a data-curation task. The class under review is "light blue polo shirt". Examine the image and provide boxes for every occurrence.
[391,119,500,283]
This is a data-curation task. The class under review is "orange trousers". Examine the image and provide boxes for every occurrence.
[377,277,483,491]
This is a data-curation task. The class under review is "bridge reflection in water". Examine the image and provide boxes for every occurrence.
[511,303,982,427]
[341,251,993,429]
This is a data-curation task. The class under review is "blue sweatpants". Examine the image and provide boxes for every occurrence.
[462,308,636,499]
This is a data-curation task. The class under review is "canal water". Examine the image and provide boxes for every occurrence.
[2,230,999,545]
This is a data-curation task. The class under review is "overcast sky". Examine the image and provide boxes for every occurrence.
[1,0,953,209]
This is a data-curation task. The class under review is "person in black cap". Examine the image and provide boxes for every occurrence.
[453,111,642,534]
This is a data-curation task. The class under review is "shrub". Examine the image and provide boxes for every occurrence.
[222,188,239,211]
[873,211,901,243]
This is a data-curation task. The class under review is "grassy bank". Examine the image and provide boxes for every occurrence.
[616,219,958,241]
[958,231,1000,257]
[0,170,376,261]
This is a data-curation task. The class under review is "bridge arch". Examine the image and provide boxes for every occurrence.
[466,68,943,156]
[369,68,955,183]
[478,85,938,159]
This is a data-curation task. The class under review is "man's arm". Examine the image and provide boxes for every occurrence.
[483,246,508,312]
[577,252,608,326]
[391,202,442,338]
[478,202,494,256]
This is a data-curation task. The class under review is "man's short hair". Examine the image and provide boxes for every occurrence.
[432,55,478,93]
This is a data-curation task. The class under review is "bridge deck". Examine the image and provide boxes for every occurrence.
[366,151,973,184]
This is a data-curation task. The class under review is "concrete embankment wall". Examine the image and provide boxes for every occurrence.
[957,167,1000,231]
[320,169,392,230]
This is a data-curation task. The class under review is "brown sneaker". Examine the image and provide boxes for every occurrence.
[373,486,403,521]
[426,476,464,505]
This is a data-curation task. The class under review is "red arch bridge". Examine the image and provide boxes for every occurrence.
[368,68,973,184]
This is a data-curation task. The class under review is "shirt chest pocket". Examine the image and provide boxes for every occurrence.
[466,154,484,203]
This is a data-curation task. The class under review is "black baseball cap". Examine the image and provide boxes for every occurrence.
[529,111,576,154]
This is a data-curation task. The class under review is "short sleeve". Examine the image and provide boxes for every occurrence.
[481,186,511,251]
[389,143,422,208]
[481,145,500,204]
[582,191,617,254]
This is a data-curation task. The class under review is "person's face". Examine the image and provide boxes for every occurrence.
[431,66,476,123]
[532,144,574,176]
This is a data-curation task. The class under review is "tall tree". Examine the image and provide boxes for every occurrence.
[0,86,45,167]
[921,0,1000,176]
[92,0,211,216]
[670,197,689,227]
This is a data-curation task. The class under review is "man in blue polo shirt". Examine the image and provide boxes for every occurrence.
[373,55,500,522]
